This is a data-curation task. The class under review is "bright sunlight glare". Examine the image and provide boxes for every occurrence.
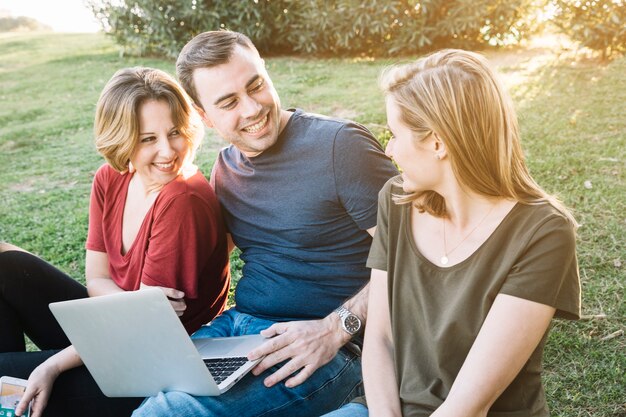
[0,0,100,32]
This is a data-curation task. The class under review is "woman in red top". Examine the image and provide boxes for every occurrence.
[0,67,230,417]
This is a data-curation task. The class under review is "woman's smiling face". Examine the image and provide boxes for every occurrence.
[130,99,189,190]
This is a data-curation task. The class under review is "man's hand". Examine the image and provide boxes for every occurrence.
[247,314,350,388]
[16,361,62,417]
[139,282,186,316]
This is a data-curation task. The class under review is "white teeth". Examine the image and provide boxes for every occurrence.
[154,161,174,169]
[243,115,268,133]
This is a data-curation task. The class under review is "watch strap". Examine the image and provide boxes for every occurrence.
[334,305,361,335]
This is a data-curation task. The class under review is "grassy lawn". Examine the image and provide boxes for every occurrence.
[0,32,624,416]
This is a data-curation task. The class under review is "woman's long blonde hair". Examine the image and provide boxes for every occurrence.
[381,49,576,225]
[94,67,203,173]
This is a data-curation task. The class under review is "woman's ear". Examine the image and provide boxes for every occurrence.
[433,133,447,160]
[193,104,213,128]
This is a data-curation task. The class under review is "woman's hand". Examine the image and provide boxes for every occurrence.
[15,361,62,417]
[139,282,186,316]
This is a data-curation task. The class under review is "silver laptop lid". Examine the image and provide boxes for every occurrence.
[50,288,220,397]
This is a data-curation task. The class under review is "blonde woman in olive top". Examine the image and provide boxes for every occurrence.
[323,50,580,417]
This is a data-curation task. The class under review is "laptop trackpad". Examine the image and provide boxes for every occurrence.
[193,334,267,359]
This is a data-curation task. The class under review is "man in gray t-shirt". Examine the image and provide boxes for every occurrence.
[133,31,397,417]
[212,108,397,322]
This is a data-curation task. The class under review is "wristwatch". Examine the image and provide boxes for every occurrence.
[334,305,362,336]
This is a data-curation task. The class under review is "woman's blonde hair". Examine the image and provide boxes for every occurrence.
[381,49,576,225]
[94,67,203,172]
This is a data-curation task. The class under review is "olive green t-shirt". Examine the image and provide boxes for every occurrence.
[363,177,581,417]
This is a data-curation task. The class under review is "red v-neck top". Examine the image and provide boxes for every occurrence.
[86,164,230,334]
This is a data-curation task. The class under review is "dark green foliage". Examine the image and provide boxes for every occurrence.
[86,0,541,57]
[86,0,285,58]
[552,0,626,60]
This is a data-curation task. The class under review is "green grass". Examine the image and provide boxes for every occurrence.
[0,33,624,416]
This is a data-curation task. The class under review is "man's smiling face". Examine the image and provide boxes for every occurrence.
[193,45,282,158]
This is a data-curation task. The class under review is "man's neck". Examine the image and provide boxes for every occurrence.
[278,108,294,135]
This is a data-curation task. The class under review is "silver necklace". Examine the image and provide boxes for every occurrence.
[441,204,496,265]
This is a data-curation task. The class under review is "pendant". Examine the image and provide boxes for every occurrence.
[440,256,449,265]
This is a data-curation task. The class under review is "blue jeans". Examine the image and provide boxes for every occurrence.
[132,308,363,417]
[321,402,369,417]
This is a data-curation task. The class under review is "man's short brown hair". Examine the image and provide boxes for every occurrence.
[176,30,256,110]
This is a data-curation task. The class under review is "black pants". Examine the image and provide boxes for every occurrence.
[0,250,143,416]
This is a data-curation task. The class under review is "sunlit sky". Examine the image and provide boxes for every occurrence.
[1,0,100,32]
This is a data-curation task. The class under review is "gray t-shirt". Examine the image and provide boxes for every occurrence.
[211,109,398,321]
[364,177,581,416]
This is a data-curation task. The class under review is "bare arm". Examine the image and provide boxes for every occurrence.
[247,280,370,388]
[16,250,121,417]
[85,249,124,297]
[432,294,556,417]
[341,225,376,323]
[329,225,377,329]
[363,268,401,417]
[246,226,377,388]
[16,347,83,417]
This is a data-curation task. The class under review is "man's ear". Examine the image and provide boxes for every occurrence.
[193,103,213,128]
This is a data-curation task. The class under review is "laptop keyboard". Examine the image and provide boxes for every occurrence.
[203,357,249,384]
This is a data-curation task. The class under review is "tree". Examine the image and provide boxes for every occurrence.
[552,0,626,60]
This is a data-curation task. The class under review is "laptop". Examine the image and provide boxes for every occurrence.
[49,288,266,397]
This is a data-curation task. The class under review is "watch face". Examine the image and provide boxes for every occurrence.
[344,315,361,333]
